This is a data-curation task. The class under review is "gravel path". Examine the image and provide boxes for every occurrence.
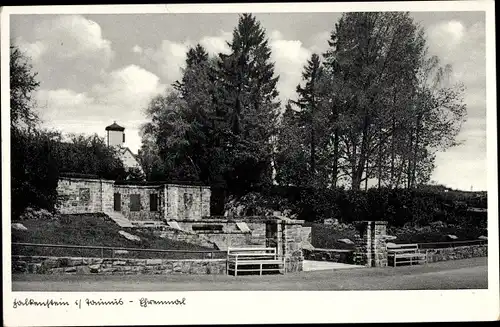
[12,257,487,291]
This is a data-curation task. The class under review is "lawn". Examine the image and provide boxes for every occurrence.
[11,214,223,259]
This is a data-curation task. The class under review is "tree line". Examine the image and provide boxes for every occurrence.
[10,12,467,217]
[139,12,466,193]
[10,46,130,217]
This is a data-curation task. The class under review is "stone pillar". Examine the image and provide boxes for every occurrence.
[353,221,372,266]
[373,221,388,267]
[163,184,168,220]
[353,221,388,267]
[282,220,305,273]
[201,187,211,217]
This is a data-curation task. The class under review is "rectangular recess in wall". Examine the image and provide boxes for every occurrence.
[79,188,90,204]
[192,224,224,232]
[130,194,141,211]
[114,193,121,211]
[150,193,158,212]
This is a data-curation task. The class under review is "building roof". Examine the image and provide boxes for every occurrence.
[105,121,125,131]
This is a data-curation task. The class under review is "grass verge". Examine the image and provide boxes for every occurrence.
[11,214,223,259]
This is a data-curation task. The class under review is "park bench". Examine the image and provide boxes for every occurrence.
[387,243,427,267]
[226,247,284,276]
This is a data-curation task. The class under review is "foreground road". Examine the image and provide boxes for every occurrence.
[12,257,487,291]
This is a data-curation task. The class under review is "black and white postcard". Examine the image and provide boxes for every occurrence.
[2,1,498,325]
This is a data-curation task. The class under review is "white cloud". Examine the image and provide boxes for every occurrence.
[269,30,312,103]
[308,31,331,55]
[37,65,165,153]
[20,15,114,66]
[425,20,486,191]
[93,65,164,106]
[200,30,232,55]
[427,21,485,86]
[140,31,233,85]
[14,37,46,62]
[141,40,190,85]
[427,20,465,51]
[140,29,315,104]
[132,45,143,54]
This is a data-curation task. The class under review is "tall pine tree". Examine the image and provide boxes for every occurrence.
[289,53,326,186]
[216,13,281,191]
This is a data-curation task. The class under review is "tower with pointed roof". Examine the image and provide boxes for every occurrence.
[105,121,125,147]
[105,121,145,179]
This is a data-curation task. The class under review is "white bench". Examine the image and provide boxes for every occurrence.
[226,247,284,276]
[387,243,427,267]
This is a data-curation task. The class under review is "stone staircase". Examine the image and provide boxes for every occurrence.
[104,211,134,228]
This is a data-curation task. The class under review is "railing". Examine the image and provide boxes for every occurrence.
[416,239,487,249]
[11,242,226,260]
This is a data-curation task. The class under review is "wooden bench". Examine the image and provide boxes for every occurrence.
[226,247,284,276]
[387,243,427,267]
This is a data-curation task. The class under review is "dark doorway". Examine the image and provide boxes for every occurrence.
[265,221,278,249]
[113,193,121,211]
[150,193,158,212]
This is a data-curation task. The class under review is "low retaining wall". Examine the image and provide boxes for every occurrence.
[303,244,487,265]
[284,250,304,272]
[12,255,226,275]
[424,245,487,263]
[303,248,354,264]
[142,227,219,249]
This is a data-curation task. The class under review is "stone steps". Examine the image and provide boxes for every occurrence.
[104,212,134,228]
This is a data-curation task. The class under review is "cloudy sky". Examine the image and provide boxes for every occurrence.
[10,10,487,191]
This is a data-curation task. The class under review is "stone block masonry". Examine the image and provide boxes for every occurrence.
[57,177,114,214]
[424,245,487,263]
[12,255,227,275]
[172,219,267,249]
[57,177,211,221]
[114,185,163,221]
[283,222,305,273]
[353,221,387,267]
[146,226,219,249]
[164,184,211,220]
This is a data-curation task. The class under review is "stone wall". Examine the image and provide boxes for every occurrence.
[424,245,487,263]
[57,177,211,222]
[283,222,304,273]
[372,221,388,267]
[114,185,163,221]
[57,177,114,214]
[132,218,270,251]
[246,222,267,247]
[101,181,115,212]
[12,255,226,275]
[165,185,211,220]
[149,227,219,249]
[353,221,387,267]
[300,227,312,243]
[173,219,267,249]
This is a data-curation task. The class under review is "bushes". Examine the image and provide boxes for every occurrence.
[19,207,56,221]
[11,129,60,218]
[11,129,129,219]
[224,185,487,229]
